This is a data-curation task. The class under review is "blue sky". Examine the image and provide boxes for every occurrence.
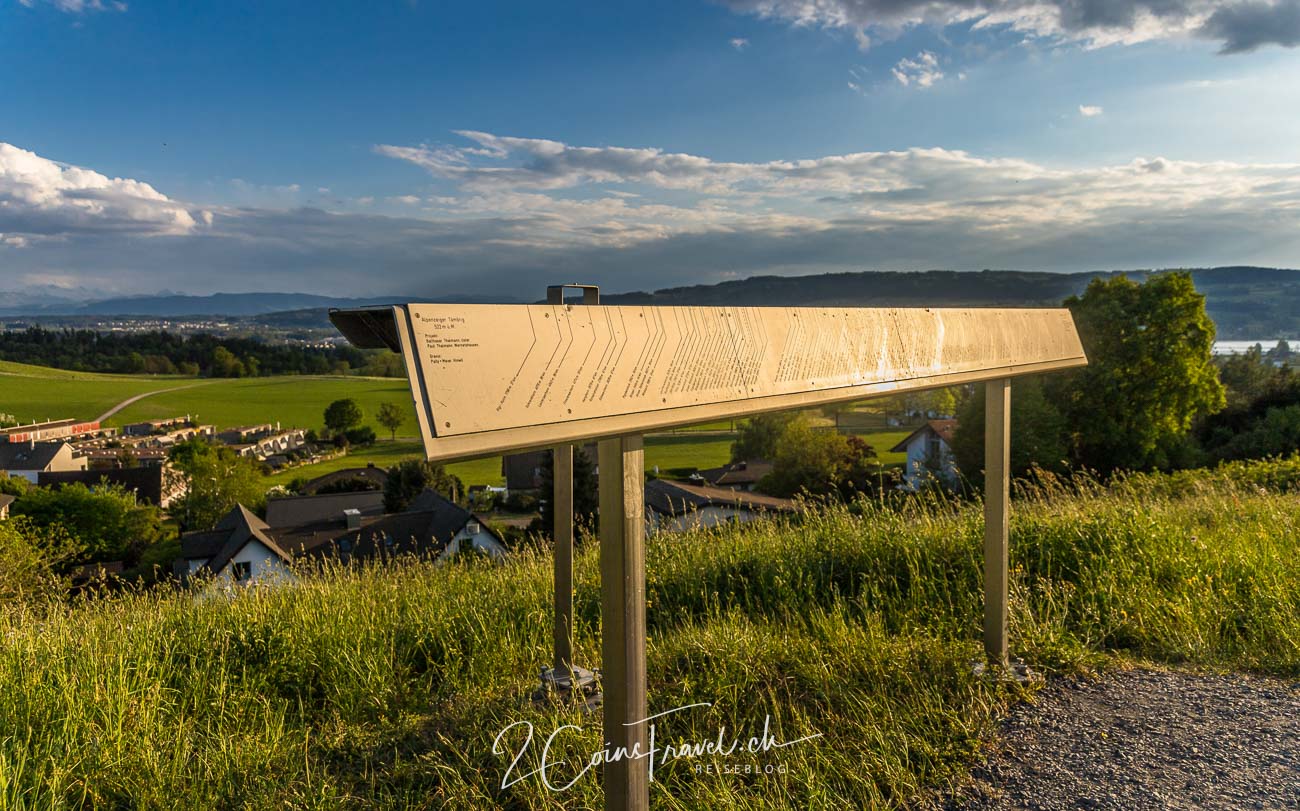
[2,0,1300,301]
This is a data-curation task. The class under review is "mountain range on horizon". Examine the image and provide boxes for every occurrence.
[3,266,1299,340]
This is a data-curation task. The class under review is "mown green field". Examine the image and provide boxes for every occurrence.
[2,458,1298,808]
[0,360,188,424]
[108,376,421,435]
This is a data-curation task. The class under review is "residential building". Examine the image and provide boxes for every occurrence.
[890,419,959,490]
[0,419,104,444]
[644,478,797,536]
[264,489,385,528]
[0,441,87,483]
[297,465,388,495]
[501,443,598,493]
[180,489,505,589]
[691,459,772,491]
[0,493,13,520]
[38,464,186,508]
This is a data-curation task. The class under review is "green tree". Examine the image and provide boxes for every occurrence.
[535,446,599,539]
[384,459,464,513]
[951,376,1070,485]
[0,472,30,498]
[0,518,82,604]
[12,482,163,566]
[376,402,405,441]
[731,411,799,462]
[169,438,268,531]
[757,416,879,499]
[210,346,246,378]
[1052,272,1225,473]
[324,398,364,436]
[1218,346,1278,410]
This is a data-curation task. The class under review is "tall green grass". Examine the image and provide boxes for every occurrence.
[1,460,1298,809]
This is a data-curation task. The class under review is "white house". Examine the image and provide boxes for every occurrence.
[180,505,295,590]
[644,478,798,536]
[890,419,960,490]
[0,441,86,484]
[0,493,13,521]
[179,489,507,590]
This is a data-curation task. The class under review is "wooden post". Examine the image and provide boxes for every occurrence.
[546,284,598,684]
[983,378,1011,663]
[553,444,574,677]
[598,435,648,811]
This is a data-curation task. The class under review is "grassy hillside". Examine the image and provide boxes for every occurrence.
[0,360,190,424]
[106,375,421,434]
[2,459,1297,809]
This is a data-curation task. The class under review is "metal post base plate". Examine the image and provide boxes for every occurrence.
[532,665,603,711]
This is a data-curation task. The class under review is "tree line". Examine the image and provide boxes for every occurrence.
[0,327,404,378]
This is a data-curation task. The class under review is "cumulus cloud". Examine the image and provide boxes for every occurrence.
[892,51,944,87]
[8,133,1300,298]
[0,142,208,244]
[1079,104,1104,116]
[731,36,751,49]
[1199,0,1300,52]
[718,0,1300,53]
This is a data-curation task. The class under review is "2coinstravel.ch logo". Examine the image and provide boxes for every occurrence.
[493,702,822,792]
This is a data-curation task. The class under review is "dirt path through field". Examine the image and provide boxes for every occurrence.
[945,668,1300,810]
[94,382,214,423]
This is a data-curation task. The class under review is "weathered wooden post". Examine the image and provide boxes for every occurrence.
[983,378,1011,663]
[598,435,648,811]
[552,442,575,675]
[544,284,600,694]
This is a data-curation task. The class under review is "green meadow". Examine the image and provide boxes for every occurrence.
[1,458,1297,808]
[0,360,185,424]
[1,362,910,489]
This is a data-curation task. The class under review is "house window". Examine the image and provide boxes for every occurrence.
[232,561,252,582]
[926,434,942,459]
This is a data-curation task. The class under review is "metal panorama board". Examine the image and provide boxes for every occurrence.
[337,304,1086,461]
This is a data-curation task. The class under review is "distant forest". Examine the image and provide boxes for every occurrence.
[0,328,403,378]
[604,266,1300,340]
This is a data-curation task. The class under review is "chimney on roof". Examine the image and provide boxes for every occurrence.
[343,508,362,531]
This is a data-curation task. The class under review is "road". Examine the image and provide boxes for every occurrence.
[94,382,213,423]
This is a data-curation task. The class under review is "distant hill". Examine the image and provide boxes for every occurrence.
[0,291,520,320]
[4,267,1297,339]
[602,267,1300,340]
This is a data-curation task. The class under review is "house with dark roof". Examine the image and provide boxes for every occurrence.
[179,489,506,589]
[179,505,296,588]
[501,443,598,493]
[39,464,185,508]
[889,419,959,490]
[264,489,385,528]
[0,441,86,484]
[0,493,14,521]
[691,459,772,491]
[644,478,797,536]
[297,465,388,495]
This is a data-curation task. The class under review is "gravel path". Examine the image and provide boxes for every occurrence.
[949,668,1300,810]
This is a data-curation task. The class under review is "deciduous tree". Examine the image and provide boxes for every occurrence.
[1052,272,1225,473]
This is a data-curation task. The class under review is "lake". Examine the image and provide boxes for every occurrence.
[1213,340,1298,355]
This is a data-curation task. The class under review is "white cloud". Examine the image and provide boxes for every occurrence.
[18,0,127,12]
[730,37,750,49]
[9,132,1300,298]
[0,142,206,244]
[1079,104,1105,116]
[892,51,944,87]
[718,0,1300,53]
